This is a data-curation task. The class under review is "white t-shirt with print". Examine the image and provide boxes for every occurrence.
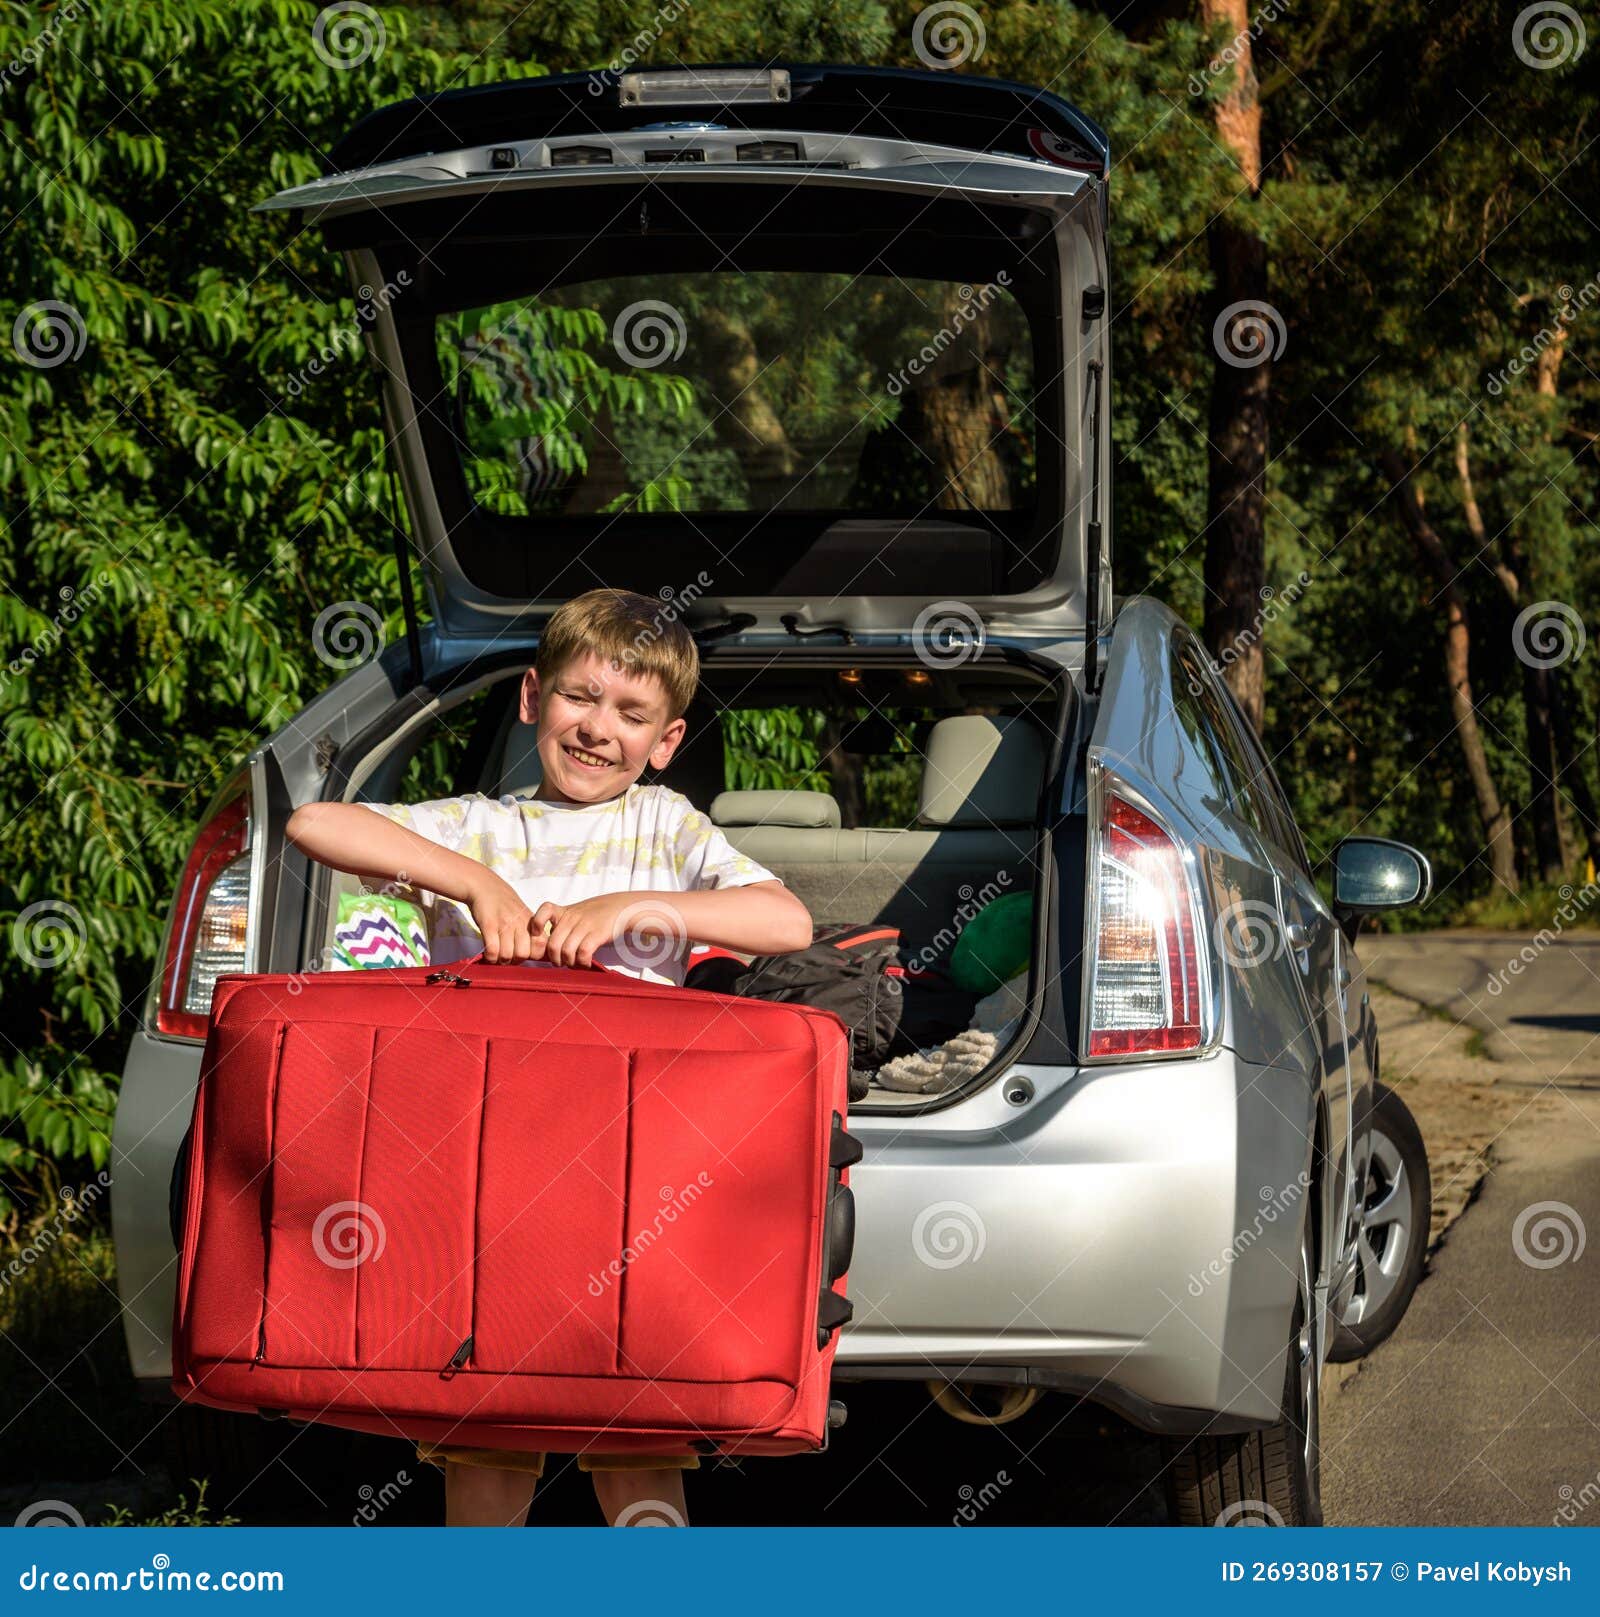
[362,783,779,985]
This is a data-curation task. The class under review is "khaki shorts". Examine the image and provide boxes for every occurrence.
[415,1441,701,1476]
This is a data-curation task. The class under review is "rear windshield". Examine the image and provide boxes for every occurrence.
[437,270,1036,520]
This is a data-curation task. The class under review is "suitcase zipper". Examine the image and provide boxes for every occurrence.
[426,970,472,987]
[253,1322,267,1363]
[440,1334,474,1379]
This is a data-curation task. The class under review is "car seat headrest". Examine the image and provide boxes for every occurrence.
[916,715,1045,828]
[710,790,842,830]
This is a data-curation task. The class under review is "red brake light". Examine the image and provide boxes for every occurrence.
[156,794,251,1038]
[1086,791,1207,1057]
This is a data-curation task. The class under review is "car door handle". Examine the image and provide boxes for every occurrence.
[1338,967,1353,988]
[1285,922,1312,949]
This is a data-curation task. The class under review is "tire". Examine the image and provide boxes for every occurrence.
[1327,1081,1430,1363]
[1162,1217,1323,1526]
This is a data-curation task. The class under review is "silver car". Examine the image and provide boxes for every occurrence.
[112,63,1432,1527]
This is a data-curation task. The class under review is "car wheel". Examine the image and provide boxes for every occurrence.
[1162,1216,1323,1526]
[1327,1081,1430,1362]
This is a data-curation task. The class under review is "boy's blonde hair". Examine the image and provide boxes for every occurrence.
[535,587,700,720]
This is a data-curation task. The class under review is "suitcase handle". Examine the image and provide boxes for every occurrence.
[447,951,617,974]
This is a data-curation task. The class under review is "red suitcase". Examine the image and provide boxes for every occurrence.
[170,958,859,1459]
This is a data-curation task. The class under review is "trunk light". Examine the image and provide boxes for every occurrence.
[618,68,791,106]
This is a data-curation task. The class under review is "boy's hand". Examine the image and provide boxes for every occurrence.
[466,871,540,963]
[528,892,671,969]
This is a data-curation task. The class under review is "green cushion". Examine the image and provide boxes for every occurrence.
[948,891,1033,994]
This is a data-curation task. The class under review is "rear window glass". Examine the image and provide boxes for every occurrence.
[438,271,1036,520]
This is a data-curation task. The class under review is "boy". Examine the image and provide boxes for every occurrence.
[286,588,813,1527]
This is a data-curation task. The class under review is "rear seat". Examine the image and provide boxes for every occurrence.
[324,708,1043,971]
[711,715,1045,962]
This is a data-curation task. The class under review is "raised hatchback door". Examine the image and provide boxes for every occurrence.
[255,64,1112,647]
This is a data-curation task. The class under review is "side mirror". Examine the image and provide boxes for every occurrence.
[1332,837,1432,914]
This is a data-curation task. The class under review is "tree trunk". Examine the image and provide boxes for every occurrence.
[1456,424,1566,883]
[817,713,864,830]
[1550,672,1600,870]
[1201,0,1269,733]
[1449,430,1559,879]
[1382,448,1519,895]
[698,306,797,505]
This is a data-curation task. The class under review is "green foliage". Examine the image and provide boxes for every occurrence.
[101,1481,241,1528]
[3,0,1597,1221]
[724,708,827,792]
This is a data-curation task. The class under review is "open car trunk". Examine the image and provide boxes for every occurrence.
[257,64,1113,654]
[313,641,1077,1110]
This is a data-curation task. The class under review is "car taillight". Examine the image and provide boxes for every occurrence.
[1085,788,1208,1058]
[156,793,252,1038]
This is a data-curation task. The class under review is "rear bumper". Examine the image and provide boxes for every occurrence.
[116,1034,1313,1438]
[111,1030,203,1384]
[834,1047,1315,1433]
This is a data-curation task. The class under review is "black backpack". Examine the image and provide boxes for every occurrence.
[687,924,977,1099]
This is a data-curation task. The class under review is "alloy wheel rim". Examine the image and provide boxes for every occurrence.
[1298,1232,1320,1489]
[1339,1126,1412,1329]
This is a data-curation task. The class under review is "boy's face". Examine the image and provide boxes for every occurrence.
[520,653,686,806]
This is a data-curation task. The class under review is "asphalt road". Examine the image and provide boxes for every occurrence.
[1321,930,1600,1525]
[1361,929,1600,1084]
[1321,1089,1600,1525]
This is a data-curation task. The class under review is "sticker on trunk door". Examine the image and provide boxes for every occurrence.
[1026,128,1095,170]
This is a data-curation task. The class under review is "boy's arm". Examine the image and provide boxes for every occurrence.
[529,883,812,968]
[285,803,538,961]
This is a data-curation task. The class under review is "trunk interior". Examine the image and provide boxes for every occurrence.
[312,647,1072,1108]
